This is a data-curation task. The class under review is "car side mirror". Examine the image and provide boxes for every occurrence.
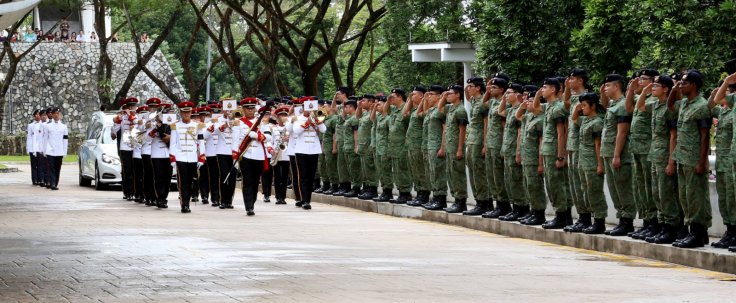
[86,139,96,146]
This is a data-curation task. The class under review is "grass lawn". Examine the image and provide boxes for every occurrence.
[0,163,6,168]
[0,155,78,163]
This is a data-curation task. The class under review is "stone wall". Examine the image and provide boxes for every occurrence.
[1,42,185,135]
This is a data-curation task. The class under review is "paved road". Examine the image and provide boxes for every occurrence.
[0,163,734,303]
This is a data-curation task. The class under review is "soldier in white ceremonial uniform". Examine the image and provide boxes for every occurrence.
[112,97,140,200]
[231,98,271,216]
[27,109,41,185]
[197,105,216,205]
[37,108,52,187]
[260,106,275,203]
[203,103,222,207]
[43,107,69,190]
[131,105,148,203]
[286,99,302,204]
[169,101,206,213]
[141,98,162,206]
[292,97,327,210]
[271,107,291,205]
[214,101,236,209]
[150,103,173,208]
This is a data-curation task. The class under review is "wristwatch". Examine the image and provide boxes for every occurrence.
[557,157,565,161]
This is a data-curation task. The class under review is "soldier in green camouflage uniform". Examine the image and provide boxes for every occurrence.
[625,69,660,239]
[600,74,636,236]
[670,70,712,249]
[405,86,430,206]
[482,74,511,218]
[562,68,592,232]
[387,88,413,203]
[498,83,528,221]
[441,85,469,213]
[356,95,378,200]
[342,98,362,198]
[641,76,684,244]
[573,93,608,234]
[332,91,351,196]
[516,86,547,225]
[372,97,393,202]
[320,105,339,194]
[463,78,492,216]
[710,74,736,249]
[533,78,571,229]
[421,89,449,210]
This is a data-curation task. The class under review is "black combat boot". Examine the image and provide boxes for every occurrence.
[314,182,326,194]
[636,219,660,240]
[711,225,736,248]
[542,209,572,230]
[522,209,546,225]
[391,192,412,204]
[444,198,467,213]
[482,201,511,219]
[374,188,393,202]
[647,224,677,244]
[564,213,592,233]
[628,219,651,239]
[332,183,349,196]
[407,191,427,206]
[463,200,490,216]
[363,187,378,200]
[517,205,534,222]
[606,218,634,236]
[323,183,338,195]
[500,205,529,221]
[424,195,447,210]
[423,194,439,209]
[583,218,606,234]
[674,223,708,248]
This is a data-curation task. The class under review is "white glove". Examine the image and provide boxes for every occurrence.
[197,162,204,169]
[248,131,258,139]
[171,162,177,170]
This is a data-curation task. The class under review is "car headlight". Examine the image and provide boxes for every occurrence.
[102,153,120,165]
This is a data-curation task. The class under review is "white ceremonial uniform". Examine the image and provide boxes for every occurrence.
[231,117,272,161]
[45,120,69,157]
[170,121,206,163]
[271,123,290,162]
[215,119,235,156]
[26,121,37,155]
[292,115,327,155]
[203,120,219,158]
[112,113,137,152]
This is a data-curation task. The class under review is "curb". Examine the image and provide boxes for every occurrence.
[295,190,736,275]
[0,167,19,173]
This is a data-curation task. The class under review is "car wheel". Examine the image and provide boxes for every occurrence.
[94,163,107,191]
[79,160,92,187]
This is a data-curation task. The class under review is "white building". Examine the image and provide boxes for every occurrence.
[34,0,111,38]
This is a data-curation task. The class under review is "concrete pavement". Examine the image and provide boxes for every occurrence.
[0,163,734,302]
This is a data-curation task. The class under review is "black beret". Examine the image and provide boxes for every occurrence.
[556,76,567,85]
[337,87,350,95]
[604,74,625,83]
[32,109,40,115]
[39,109,47,115]
[429,84,445,93]
[654,75,674,90]
[361,94,376,100]
[639,69,660,78]
[377,96,387,102]
[569,68,588,79]
[523,85,538,93]
[50,107,61,113]
[318,99,327,105]
[509,83,524,94]
[348,96,359,101]
[467,77,485,85]
[448,84,464,94]
[492,72,510,83]
[579,92,600,104]
[682,69,704,88]
[391,88,406,96]
[412,86,427,93]
[544,78,561,89]
[344,100,358,107]
[491,78,509,89]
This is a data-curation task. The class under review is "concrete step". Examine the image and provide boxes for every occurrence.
[296,190,736,275]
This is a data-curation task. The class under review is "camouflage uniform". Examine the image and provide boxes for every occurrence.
[445,103,469,199]
[321,115,338,184]
[427,106,448,196]
[374,112,392,190]
[631,96,659,221]
[521,111,546,211]
[578,115,607,219]
[601,96,635,219]
[713,101,735,225]
[335,111,349,185]
[467,96,490,201]
[501,104,524,207]
[648,100,682,225]
[357,112,377,187]
[541,100,571,212]
[407,107,428,192]
[342,114,361,186]
[566,94,589,215]
[388,104,411,192]
[485,97,507,203]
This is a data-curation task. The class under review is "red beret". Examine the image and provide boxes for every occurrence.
[240,97,258,106]
[177,101,195,111]
[274,107,289,115]
[258,106,271,115]
[118,97,139,106]
[136,105,149,113]
[146,97,162,106]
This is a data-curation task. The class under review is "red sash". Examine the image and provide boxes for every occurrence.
[240,118,269,171]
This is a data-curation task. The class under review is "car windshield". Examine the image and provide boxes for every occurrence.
[100,127,117,144]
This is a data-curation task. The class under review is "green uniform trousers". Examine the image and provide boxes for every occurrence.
[602,157,636,219]
[523,165,547,211]
[467,144,489,201]
[360,150,377,187]
[323,150,338,184]
[428,149,447,196]
[503,157,524,206]
[408,149,429,192]
[317,153,326,182]
[543,156,571,212]
[447,155,467,199]
[391,152,411,192]
[568,151,590,214]
[376,153,392,190]
[486,150,507,202]
[337,150,349,183]
[677,164,712,227]
[633,154,657,220]
[581,168,608,219]
[342,149,362,186]
[651,160,682,225]
[723,160,736,225]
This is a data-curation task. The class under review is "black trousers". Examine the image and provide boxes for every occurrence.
[296,154,319,204]
[142,155,155,202]
[46,155,63,188]
[190,169,200,200]
[206,156,220,203]
[176,162,197,208]
[119,150,134,197]
[198,160,210,201]
[240,158,264,210]
[30,153,38,184]
[133,157,143,200]
[289,155,302,201]
[273,161,289,200]
[217,155,236,205]
[152,158,172,203]
[37,155,47,185]
[261,162,273,197]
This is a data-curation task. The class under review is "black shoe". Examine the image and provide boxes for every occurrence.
[463,200,490,216]
[295,201,304,207]
[314,186,324,194]
[606,218,634,236]
[332,184,348,196]
[181,207,191,213]
[374,189,392,202]
[226,204,234,209]
[483,201,511,219]
[518,212,534,223]
[360,187,378,200]
[211,202,220,207]
[144,200,154,206]
[302,203,312,210]
[263,197,271,203]
[444,198,467,213]
[522,210,546,225]
[711,225,735,249]
[638,220,661,240]
[583,218,607,234]
[424,196,447,210]
[407,191,428,206]
[323,184,338,195]
[275,199,287,205]
[390,192,411,204]
[729,246,736,252]
[344,187,361,198]
[542,210,571,230]
[201,199,209,205]
[219,203,228,209]
[628,219,652,239]
[192,197,199,202]
[246,209,255,216]
[673,224,708,248]
[564,213,592,233]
